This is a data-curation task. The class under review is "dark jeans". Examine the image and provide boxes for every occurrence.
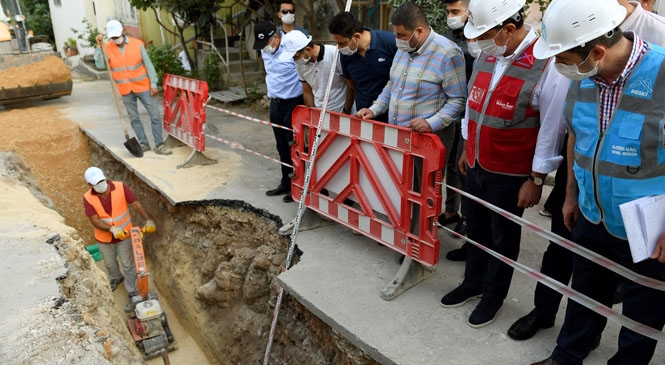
[534,139,572,320]
[552,217,665,365]
[444,121,467,216]
[461,166,526,303]
[269,95,304,187]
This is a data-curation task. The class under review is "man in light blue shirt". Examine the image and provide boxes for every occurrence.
[253,20,304,203]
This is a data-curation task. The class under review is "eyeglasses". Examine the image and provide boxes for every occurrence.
[280,9,295,14]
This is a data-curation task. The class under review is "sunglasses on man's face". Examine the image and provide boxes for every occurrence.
[281,9,295,14]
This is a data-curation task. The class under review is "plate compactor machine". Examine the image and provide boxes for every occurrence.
[127,227,176,362]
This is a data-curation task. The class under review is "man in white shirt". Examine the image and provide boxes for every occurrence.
[278,30,351,113]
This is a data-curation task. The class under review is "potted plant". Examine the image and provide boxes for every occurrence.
[64,37,78,56]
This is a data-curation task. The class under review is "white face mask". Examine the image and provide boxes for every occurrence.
[395,30,418,53]
[112,36,124,45]
[93,180,108,194]
[467,42,482,59]
[339,38,358,56]
[554,52,599,81]
[262,37,276,54]
[446,14,466,30]
[281,13,295,25]
[295,53,310,65]
[477,28,508,57]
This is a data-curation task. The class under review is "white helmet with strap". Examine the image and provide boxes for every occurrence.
[464,0,526,39]
[534,0,626,59]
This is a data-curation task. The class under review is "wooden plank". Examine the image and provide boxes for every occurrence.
[209,90,246,103]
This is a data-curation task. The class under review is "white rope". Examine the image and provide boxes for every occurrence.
[263,1,354,362]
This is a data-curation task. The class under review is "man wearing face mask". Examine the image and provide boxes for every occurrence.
[530,1,665,364]
[439,0,569,329]
[253,20,304,203]
[278,30,350,113]
[355,2,466,149]
[277,0,310,36]
[83,167,156,312]
[328,12,397,122]
[439,0,476,254]
[94,20,172,156]
[507,0,665,345]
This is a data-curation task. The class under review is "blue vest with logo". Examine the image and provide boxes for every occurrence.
[565,43,665,238]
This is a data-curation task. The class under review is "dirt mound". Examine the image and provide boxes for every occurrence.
[0,105,94,244]
[0,55,72,88]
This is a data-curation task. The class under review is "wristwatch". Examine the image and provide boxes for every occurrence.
[342,107,352,114]
[529,175,544,186]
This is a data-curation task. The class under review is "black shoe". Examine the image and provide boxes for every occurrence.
[283,194,294,203]
[591,334,601,350]
[437,212,460,226]
[451,217,468,237]
[446,245,467,261]
[507,309,555,341]
[109,277,124,291]
[468,298,503,328]
[440,285,481,308]
[531,358,559,365]
[266,184,289,196]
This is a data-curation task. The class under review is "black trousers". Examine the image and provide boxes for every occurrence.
[462,166,526,303]
[552,216,665,365]
[269,95,304,187]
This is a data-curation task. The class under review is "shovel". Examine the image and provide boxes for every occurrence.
[101,46,144,158]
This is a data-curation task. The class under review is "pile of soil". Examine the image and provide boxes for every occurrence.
[0,106,94,244]
[0,55,72,88]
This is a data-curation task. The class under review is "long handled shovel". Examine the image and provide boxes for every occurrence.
[101,46,144,158]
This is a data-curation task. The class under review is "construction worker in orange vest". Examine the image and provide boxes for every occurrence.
[94,19,172,155]
[83,167,156,313]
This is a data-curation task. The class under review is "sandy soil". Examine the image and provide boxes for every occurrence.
[0,55,72,88]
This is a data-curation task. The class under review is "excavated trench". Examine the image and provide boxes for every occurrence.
[1,105,378,364]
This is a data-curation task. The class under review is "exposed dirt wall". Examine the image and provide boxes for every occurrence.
[90,143,378,365]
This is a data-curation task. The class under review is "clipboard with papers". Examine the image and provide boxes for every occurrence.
[619,194,665,263]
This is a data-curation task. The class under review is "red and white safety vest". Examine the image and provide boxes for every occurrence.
[466,41,549,175]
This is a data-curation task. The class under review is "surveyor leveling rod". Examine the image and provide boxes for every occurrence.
[262,1,354,362]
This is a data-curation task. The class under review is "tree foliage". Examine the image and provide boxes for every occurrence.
[127,0,221,73]
[20,0,55,43]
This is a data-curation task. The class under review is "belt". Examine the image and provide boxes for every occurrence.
[271,95,301,103]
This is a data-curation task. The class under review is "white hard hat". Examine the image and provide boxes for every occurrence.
[85,167,106,185]
[464,0,526,39]
[277,30,313,62]
[106,20,123,38]
[533,0,626,59]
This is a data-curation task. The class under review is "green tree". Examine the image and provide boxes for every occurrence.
[20,0,55,44]
[128,0,220,74]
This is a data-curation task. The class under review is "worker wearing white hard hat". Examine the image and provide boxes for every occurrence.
[83,167,157,313]
[530,0,665,364]
[439,0,570,329]
[92,20,172,156]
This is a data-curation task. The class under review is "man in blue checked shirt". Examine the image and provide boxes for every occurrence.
[356,2,467,167]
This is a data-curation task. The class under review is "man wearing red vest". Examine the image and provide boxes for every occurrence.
[83,167,156,312]
[439,0,569,328]
[94,20,172,155]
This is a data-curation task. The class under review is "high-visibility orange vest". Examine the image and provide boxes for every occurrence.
[104,37,151,96]
[84,181,133,243]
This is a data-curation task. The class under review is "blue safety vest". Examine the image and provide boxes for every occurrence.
[565,44,665,238]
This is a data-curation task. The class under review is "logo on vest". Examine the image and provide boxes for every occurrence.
[611,144,638,157]
[628,76,653,98]
[378,57,386,62]
[496,99,515,111]
[469,85,486,104]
